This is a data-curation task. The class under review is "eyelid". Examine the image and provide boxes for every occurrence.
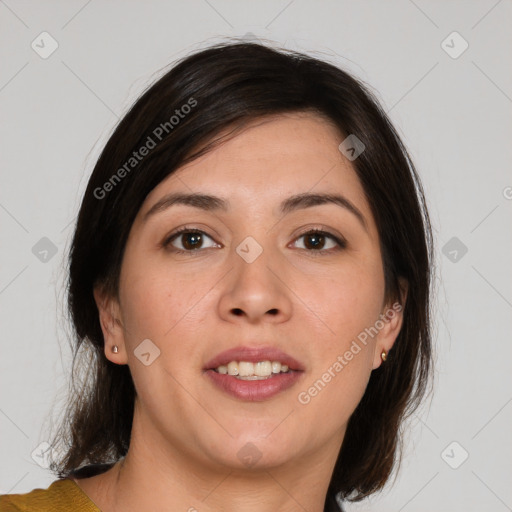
[293,224,346,242]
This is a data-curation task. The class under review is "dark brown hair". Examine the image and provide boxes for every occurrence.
[50,40,434,507]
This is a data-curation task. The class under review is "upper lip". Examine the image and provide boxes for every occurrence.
[204,345,305,371]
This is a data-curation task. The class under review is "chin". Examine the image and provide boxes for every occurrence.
[204,432,302,471]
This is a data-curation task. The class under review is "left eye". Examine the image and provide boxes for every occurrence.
[291,230,344,251]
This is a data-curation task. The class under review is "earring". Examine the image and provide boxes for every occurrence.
[381,350,387,362]
[112,345,119,354]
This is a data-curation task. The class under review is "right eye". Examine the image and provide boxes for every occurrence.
[163,228,219,254]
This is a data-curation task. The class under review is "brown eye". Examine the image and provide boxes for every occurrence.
[292,230,346,253]
[164,229,218,252]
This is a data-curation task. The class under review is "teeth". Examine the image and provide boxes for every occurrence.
[227,361,239,376]
[214,360,291,378]
[254,361,272,376]
[239,361,254,377]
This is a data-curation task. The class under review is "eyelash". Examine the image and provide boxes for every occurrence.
[162,226,347,256]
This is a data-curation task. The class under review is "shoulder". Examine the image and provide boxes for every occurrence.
[0,479,99,512]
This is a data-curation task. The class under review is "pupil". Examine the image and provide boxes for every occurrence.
[306,233,324,250]
[183,233,202,250]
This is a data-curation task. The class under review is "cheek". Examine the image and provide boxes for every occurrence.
[300,353,373,435]
[296,256,385,345]
[117,257,226,389]
[297,283,379,426]
[293,256,383,416]
[117,265,206,401]
[118,256,211,338]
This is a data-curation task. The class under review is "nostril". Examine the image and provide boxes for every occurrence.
[230,308,279,316]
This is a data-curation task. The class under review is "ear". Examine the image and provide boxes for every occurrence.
[93,283,128,365]
[372,278,408,370]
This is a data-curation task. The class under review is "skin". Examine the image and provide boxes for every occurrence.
[73,112,407,512]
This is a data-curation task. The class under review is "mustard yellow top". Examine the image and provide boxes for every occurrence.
[0,479,99,512]
[0,476,345,511]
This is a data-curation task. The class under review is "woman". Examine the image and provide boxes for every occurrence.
[0,40,434,511]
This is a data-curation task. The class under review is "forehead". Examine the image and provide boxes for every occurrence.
[141,112,370,218]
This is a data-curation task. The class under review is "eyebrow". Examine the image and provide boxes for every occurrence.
[144,192,368,231]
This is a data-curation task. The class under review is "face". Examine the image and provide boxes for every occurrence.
[95,112,405,473]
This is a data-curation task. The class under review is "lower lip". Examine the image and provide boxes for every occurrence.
[205,370,304,401]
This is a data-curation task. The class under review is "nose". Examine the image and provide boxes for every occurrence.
[217,245,293,325]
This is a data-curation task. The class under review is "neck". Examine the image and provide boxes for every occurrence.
[92,410,344,512]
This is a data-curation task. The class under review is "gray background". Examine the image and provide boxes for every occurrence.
[1,1,511,511]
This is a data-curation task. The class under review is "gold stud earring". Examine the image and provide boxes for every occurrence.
[381,350,387,362]
[112,345,119,354]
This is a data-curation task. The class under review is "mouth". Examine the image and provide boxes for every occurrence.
[203,346,305,401]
